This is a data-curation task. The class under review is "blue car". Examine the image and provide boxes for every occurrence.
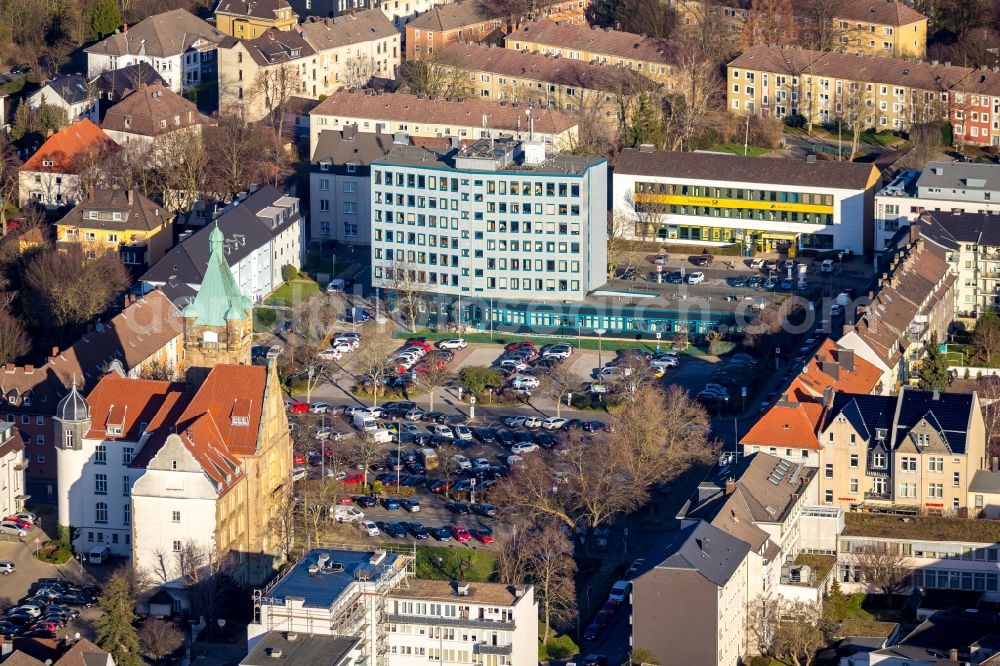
[345,308,371,324]
[381,498,400,510]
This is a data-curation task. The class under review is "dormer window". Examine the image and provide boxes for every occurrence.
[6,391,17,405]
[42,159,53,167]
[22,393,31,407]
[112,212,122,221]
[106,424,123,436]
[232,415,249,426]
[347,162,358,173]
[872,452,886,468]
[124,116,131,128]
[160,119,167,128]
[87,211,99,220]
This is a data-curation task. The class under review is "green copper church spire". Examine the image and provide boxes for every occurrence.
[182,224,252,326]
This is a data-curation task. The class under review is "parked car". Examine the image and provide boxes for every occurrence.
[471,503,497,517]
[288,402,309,414]
[451,526,472,542]
[438,338,467,350]
[445,502,470,515]
[511,442,539,454]
[0,561,14,575]
[687,271,705,284]
[542,416,567,430]
[407,522,430,539]
[472,527,495,544]
[360,520,380,536]
[316,348,342,361]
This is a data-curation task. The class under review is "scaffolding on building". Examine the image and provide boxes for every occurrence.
[252,544,416,666]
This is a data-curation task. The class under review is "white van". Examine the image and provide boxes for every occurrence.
[352,413,378,432]
[372,428,392,443]
[327,279,346,292]
[89,545,111,564]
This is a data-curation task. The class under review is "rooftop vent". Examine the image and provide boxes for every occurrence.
[456,581,470,596]
[267,648,283,658]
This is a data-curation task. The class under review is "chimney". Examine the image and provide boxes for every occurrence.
[991,457,998,472]
[933,389,940,400]
[24,365,33,373]
[126,189,134,205]
[52,346,59,357]
[950,648,958,662]
[2,637,12,658]
[455,581,470,596]
[839,348,855,372]
[822,386,834,408]
[806,154,817,163]
[87,185,94,201]
[699,537,711,555]
[725,478,736,495]
[46,129,53,138]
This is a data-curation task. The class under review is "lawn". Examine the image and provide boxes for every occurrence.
[707,143,771,157]
[414,546,497,582]
[264,278,321,308]
[861,131,901,147]
[843,511,1000,543]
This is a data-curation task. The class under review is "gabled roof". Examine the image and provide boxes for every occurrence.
[441,42,655,95]
[312,127,396,166]
[85,9,225,59]
[919,211,1000,251]
[216,0,293,19]
[84,373,187,442]
[21,119,118,173]
[740,398,823,449]
[92,62,167,98]
[407,0,496,31]
[617,148,880,190]
[174,417,244,492]
[508,19,675,65]
[42,74,92,105]
[223,28,315,67]
[298,9,396,51]
[310,90,578,136]
[830,0,927,26]
[52,638,113,666]
[101,83,209,137]
[788,339,883,400]
[645,521,750,588]
[57,187,171,233]
[176,365,269,456]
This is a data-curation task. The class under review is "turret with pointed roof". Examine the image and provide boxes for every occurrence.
[182,224,253,388]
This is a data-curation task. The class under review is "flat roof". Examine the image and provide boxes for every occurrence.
[263,549,403,609]
[376,142,604,175]
[241,633,359,666]
[842,513,1000,543]
[390,579,523,606]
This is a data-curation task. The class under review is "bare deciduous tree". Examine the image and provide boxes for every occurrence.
[771,600,825,666]
[0,135,21,236]
[348,433,383,486]
[398,53,475,100]
[155,129,209,213]
[344,54,377,89]
[0,308,29,365]
[537,364,578,418]
[607,209,633,279]
[139,618,184,664]
[525,522,577,641]
[296,478,345,547]
[853,543,911,596]
[353,331,393,407]
[662,43,723,151]
[624,188,669,243]
[386,259,426,332]
[414,365,453,412]
[741,0,795,48]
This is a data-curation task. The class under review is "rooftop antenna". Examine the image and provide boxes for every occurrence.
[526,108,533,142]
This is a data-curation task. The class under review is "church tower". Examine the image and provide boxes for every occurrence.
[182,225,253,388]
[54,378,90,541]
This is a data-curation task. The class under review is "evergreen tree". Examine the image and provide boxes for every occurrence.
[623,91,664,149]
[88,0,122,41]
[9,100,29,142]
[917,333,950,392]
[95,574,144,666]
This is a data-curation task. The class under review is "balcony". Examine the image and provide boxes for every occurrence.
[863,491,891,501]
[474,643,513,656]
[386,614,514,631]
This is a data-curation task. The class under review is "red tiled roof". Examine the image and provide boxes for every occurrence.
[21,119,118,173]
[788,339,883,400]
[174,413,244,492]
[84,374,187,441]
[740,399,823,449]
[176,365,268,456]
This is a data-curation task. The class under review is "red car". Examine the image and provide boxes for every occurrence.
[289,402,309,414]
[405,339,432,351]
[451,526,471,542]
[3,517,30,530]
[342,472,365,486]
[472,528,495,544]
[504,341,534,352]
[415,360,447,373]
[294,453,306,464]
[31,620,60,633]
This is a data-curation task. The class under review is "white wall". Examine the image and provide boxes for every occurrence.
[0,443,24,518]
[28,86,96,124]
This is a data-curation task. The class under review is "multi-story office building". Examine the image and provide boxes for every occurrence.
[505,19,676,87]
[612,147,880,254]
[249,548,537,665]
[743,387,986,514]
[438,42,652,120]
[676,0,927,59]
[371,138,606,302]
[727,45,1000,147]
[309,90,579,155]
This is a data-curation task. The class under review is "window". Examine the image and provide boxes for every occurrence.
[900,456,916,472]
[95,474,107,494]
[318,178,329,191]
[899,482,917,498]
[122,447,133,465]
[122,476,129,496]
[850,454,858,468]
[953,471,960,487]
[95,502,107,524]
[343,181,357,193]
[849,478,858,493]
[171,511,181,523]
[825,463,833,478]
[319,199,329,212]
[95,444,106,465]
[344,202,357,214]
[824,490,833,503]
[929,456,944,472]
[172,540,181,552]
[872,453,886,468]
[123,504,130,525]
[928,483,944,499]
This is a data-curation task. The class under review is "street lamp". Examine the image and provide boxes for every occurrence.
[594,328,607,372]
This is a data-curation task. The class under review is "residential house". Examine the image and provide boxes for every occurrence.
[852,610,1000,665]
[214,0,298,38]
[141,186,302,305]
[439,42,654,120]
[85,10,226,94]
[370,138,607,302]
[100,83,211,153]
[631,521,753,666]
[311,125,398,244]
[727,45,1000,147]
[308,89,580,154]
[404,0,503,60]
[27,74,96,124]
[786,340,884,401]
[248,548,538,665]
[217,29,316,120]
[969,469,1000,518]
[0,421,26,520]
[0,637,114,666]
[55,187,174,275]
[612,147,881,253]
[91,62,167,121]
[286,0,370,21]
[296,10,400,94]
[506,20,677,87]
[676,0,927,59]
[0,289,183,495]
[241,634,362,666]
[18,118,118,209]
[838,231,955,388]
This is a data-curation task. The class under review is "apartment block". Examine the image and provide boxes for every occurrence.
[248,548,537,665]
[215,0,298,39]
[676,0,927,59]
[744,387,986,514]
[612,147,880,254]
[308,90,580,155]
[405,0,502,61]
[438,42,653,120]
[505,19,676,87]
[370,138,607,302]
[728,45,1000,147]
